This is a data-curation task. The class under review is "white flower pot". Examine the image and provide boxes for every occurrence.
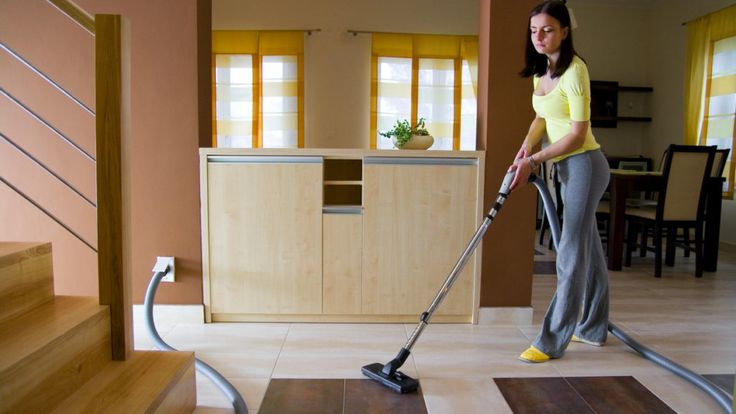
[393,134,434,150]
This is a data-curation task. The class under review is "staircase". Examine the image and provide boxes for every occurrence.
[0,242,196,413]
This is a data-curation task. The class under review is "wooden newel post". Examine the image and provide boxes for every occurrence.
[96,14,132,361]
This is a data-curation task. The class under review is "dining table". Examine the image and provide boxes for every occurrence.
[606,169,723,272]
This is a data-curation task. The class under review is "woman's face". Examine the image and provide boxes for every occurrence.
[529,13,569,57]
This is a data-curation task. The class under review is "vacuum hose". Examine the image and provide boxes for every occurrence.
[529,174,733,414]
[144,269,249,414]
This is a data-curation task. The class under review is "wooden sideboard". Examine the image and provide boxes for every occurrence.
[199,148,485,323]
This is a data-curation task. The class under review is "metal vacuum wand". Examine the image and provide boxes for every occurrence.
[362,169,518,393]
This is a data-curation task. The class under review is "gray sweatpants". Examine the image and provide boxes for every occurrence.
[533,149,610,358]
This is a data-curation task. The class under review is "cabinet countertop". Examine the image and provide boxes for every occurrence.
[200,148,485,159]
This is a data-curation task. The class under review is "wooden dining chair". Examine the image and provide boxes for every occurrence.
[624,145,715,277]
[678,147,730,257]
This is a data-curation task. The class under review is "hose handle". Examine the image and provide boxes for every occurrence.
[499,169,515,196]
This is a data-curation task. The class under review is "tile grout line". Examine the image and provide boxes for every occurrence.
[269,323,293,380]
[342,378,347,414]
[561,376,601,414]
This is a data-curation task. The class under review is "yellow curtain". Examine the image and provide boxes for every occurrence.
[461,37,479,98]
[370,33,478,149]
[212,30,305,148]
[683,5,736,145]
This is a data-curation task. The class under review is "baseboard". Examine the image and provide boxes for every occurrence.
[719,241,736,254]
[132,304,204,325]
[477,307,533,325]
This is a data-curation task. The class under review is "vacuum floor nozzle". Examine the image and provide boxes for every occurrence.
[361,363,419,394]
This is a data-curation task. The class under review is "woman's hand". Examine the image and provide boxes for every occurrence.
[514,143,531,162]
[508,155,534,192]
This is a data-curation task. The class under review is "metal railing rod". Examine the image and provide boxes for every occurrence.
[1,132,96,207]
[0,42,95,116]
[0,88,96,162]
[0,176,97,252]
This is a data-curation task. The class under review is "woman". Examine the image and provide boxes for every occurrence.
[508,0,610,363]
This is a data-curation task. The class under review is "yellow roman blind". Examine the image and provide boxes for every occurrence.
[212,30,304,148]
[370,33,478,150]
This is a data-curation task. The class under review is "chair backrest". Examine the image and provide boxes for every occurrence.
[618,160,648,171]
[658,145,715,222]
[711,148,730,177]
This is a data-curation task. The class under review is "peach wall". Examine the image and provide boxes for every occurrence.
[477,0,538,307]
[74,0,207,304]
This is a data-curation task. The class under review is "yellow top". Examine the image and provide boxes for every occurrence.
[532,55,600,162]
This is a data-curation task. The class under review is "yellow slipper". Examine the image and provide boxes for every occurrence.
[571,335,604,347]
[518,346,550,363]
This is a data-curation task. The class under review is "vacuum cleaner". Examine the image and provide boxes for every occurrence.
[362,169,734,414]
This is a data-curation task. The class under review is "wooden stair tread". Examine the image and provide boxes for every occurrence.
[0,241,54,323]
[0,242,51,263]
[52,350,196,414]
[0,296,106,372]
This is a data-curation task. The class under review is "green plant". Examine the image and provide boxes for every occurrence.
[379,118,430,148]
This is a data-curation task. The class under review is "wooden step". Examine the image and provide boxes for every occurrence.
[52,351,196,414]
[0,296,110,413]
[0,242,54,323]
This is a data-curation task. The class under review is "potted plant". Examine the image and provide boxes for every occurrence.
[379,118,434,149]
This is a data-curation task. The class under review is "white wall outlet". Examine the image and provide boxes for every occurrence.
[152,256,175,282]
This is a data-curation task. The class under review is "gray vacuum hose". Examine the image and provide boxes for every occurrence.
[144,269,248,414]
[529,174,733,414]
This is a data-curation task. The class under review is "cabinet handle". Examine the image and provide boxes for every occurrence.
[208,155,323,164]
[364,157,477,166]
[322,206,363,214]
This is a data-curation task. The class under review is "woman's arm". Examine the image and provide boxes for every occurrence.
[517,116,547,158]
[509,120,588,191]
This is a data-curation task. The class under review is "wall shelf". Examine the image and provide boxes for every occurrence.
[590,81,653,128]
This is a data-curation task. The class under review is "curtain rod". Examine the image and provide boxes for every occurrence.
[681,4,735,26]
[346,29,474,37]
[216,28,322,35]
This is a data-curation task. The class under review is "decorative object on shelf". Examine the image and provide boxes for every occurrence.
[379,118,434,149]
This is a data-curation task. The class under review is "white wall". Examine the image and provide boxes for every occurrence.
[213,0,479,149]
[568,1,654,157]
[570,0,735,244]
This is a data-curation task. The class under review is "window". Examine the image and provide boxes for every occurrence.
[262,56,299,148]
[212,31,304,148]
[371,34,478,150]
[376,57,412,149]
[215,54,254,148]
[701,36,735,195]
[684,5,736,198]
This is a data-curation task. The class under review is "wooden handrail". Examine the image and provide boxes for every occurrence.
[96,14,132,361]
[47,0,95,35]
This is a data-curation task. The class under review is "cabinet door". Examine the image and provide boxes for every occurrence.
[207,156,323,315]
[362,157,479,316]
[323,212,362,314]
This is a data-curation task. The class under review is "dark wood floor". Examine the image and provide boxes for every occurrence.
[258,379,427,414]
[256,374,734,413]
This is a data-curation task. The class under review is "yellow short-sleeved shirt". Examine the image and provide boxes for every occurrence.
[532,55,600,162]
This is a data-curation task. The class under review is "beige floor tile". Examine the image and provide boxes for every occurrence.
[634,373,727,414]
[195,375,269,414]
[162,322,290,352]
[195,350,280,378]
[420,378,513,414]
[132,231,735,412]
[272,352,419,379]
